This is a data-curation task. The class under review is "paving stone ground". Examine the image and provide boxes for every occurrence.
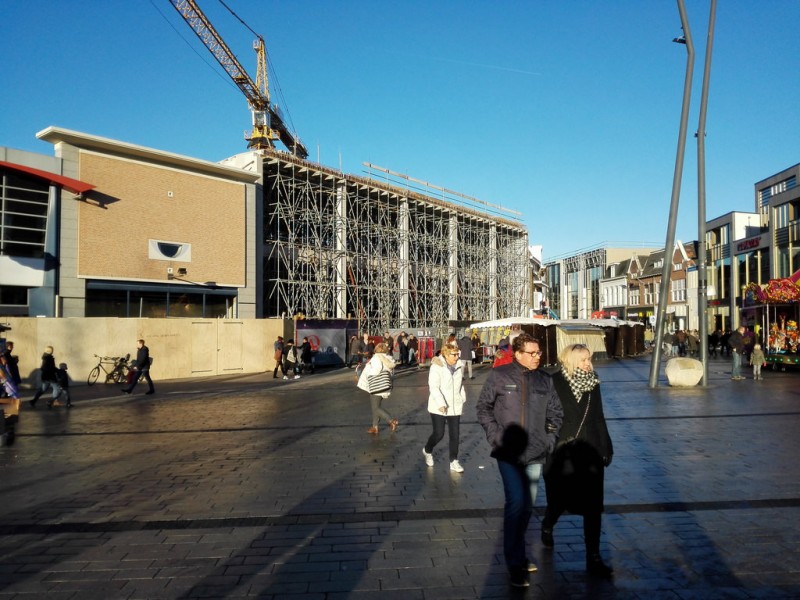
[1,353,799,599]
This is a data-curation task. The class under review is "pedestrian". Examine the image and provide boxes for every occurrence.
[347,334,363,368]
[282,338,300,379]
[662,331,674,357]
[272,335,286,379]
[299,336,314,374]
[542,343,614,578]
[407,334,418,365]
[492,338,513,368]
[708,330,720,357]
[0,353,21,446]
[383,331,394,357]
[397,331,409,365]
[457,333,474,380]
[356,342,398,434]
[728,326,746,380]
[30,345,58,408]
[52,363,72,408]
[675,329,687,356]
[122,339,155,394]
[720,329,731,357]
[687,330,698,357]
[422,341,467,473]
[750,343,766,380]
[476,332,563,588]
[1,341,21,398]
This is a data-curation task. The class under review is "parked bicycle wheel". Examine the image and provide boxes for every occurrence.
[87,365,101,386]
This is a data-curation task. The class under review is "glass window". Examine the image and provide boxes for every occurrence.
[168,292,206,318]
[129,291,168,318]
[86,289,129,317]
[777,247,790,278]
[0,286,28,306]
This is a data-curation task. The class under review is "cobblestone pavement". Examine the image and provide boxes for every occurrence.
[1,355,799,599]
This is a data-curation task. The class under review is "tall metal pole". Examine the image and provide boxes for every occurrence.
[696,0,717,385]
[649,0,695,388]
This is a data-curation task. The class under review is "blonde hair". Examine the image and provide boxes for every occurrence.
[442,342,459,357]
[374,342,389,354]
[45,345,54,354]
[558,343,592,378]
[754,343,762,350]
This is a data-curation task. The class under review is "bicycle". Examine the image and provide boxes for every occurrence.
[87,354,130,386]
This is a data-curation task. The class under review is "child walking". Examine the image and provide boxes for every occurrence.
[53,363,72,408]
[750,343,766,380]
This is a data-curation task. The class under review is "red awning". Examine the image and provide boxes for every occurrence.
[0,160,95,195]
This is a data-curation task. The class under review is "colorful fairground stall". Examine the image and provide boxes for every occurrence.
[741,274,800,370]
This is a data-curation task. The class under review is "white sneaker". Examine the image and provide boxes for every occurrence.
[422,447,434,467]
[450,459,464,473]
[283,375,288,380]
[293,375,301,379]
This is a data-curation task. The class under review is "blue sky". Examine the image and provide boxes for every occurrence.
[2,1,798,260]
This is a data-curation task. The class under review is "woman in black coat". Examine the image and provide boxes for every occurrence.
[543,343,614,578]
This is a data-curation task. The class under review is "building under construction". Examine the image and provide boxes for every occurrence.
[224,151,529,334]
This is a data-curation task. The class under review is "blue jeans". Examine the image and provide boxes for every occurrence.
[731,350,742,378]
[496,459,543,571]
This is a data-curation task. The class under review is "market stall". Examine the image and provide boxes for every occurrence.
[741,277,800,370]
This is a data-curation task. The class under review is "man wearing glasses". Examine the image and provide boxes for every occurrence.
[476,332,563,588]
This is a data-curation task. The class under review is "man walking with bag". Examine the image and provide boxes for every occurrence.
[122,339,155,395]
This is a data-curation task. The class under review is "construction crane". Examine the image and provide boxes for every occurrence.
[169,0,308,159]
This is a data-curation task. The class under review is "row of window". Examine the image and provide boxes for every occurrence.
[0,170,50,259]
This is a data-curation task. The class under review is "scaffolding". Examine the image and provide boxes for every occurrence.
[263,151,528,333]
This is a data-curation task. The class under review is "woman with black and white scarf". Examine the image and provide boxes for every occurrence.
[543,343,614,578]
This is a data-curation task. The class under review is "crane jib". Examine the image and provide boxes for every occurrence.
[169,0,308,159]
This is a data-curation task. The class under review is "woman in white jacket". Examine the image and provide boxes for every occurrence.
[357,342,398,434]
[422,342,467,472]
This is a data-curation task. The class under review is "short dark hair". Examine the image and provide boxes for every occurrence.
[512,332,540,354]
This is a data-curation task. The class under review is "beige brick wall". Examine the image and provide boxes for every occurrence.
[78,153,246,286]
[4,317,292,386]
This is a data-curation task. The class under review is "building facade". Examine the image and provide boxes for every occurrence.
[2,129,531,333]
[544,246,657,321]
[1,128,261,319]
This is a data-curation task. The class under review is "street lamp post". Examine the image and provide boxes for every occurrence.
[696,0,717,386]
[649,0,695,388]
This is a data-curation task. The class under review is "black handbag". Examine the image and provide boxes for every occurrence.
[367,369,393,394]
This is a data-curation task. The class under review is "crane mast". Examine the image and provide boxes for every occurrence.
[169,0,308,159]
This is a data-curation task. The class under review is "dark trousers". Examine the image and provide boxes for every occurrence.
[125,369,154,393]
[273,360,286,378]
[424,413,461,461]
[543,506,602,556]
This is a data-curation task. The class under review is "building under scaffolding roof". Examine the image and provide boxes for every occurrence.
[224,150,529,334]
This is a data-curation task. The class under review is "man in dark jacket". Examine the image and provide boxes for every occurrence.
[30,345,58,408]
[299,337,314,374]
[728,325,746,380]
[476,333,563,588]
[123,339,155,395]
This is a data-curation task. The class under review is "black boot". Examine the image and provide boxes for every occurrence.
[586,553,613,578]
[584,513,612,577]
[541,507,556,548]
